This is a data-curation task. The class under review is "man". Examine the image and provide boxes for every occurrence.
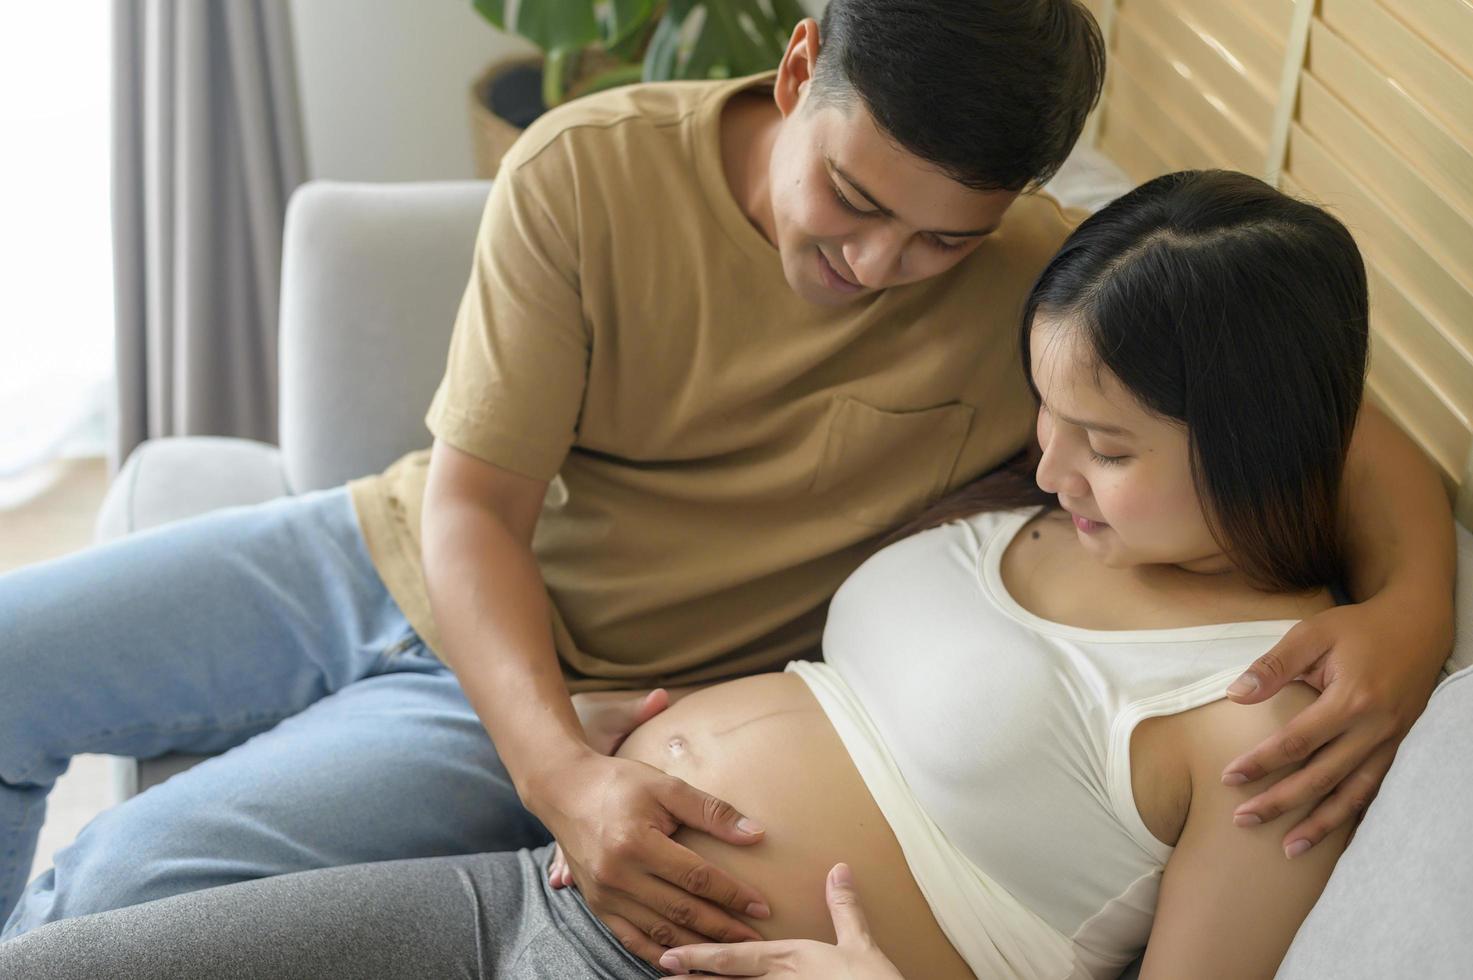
[1,0,1453,967]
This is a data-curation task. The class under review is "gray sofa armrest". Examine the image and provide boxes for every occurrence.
[1275,664,1473,979]
[94,436,289,542]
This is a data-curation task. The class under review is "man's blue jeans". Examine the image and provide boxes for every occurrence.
[0,485,550,937]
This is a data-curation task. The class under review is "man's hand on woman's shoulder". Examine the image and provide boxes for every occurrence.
[1217,593,1448,856]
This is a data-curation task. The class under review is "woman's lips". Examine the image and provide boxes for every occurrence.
[1072,512,1108,534]
[817,249,862,294]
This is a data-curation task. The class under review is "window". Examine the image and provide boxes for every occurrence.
[0,4,116,477]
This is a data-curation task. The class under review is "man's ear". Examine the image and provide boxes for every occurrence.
[773,18,822,118]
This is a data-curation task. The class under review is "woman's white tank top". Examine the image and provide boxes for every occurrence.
[787,508,1301,979]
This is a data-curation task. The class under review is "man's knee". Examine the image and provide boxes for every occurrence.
[8,805,217,935]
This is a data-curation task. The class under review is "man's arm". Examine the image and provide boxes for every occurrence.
[421,439,585,789]
[421,439,771,965]
[1336,403,1456,604]
[1219,403,1456,851]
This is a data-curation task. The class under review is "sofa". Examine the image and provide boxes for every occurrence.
[93,176,1473,978]
[96,178,492,797]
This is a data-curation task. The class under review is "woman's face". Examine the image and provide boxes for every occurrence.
[1029,316,1233,574]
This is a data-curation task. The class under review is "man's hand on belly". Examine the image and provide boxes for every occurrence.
[569,688,673,756]
[529,750,773,967]
[550,687,673,889]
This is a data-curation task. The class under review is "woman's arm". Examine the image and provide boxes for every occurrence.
[1141,683,1354,979]
[663,864,905,980]
[1220,404,1455,851]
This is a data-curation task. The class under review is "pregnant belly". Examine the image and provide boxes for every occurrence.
[614,671,974,980]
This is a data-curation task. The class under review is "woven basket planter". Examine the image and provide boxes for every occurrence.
[468,54,544,179]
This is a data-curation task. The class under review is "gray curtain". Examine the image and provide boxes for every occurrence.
[110,0,308,475]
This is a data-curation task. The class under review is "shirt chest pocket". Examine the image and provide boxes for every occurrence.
[810,396,975,529]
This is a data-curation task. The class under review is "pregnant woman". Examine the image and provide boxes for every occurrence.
[0,170,1376,979]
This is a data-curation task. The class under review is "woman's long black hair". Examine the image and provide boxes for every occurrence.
[894,170,1369,593]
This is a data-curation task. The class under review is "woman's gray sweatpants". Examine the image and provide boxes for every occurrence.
[0,844,662,979]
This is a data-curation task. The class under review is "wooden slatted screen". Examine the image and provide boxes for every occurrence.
[1085,0,1473,525]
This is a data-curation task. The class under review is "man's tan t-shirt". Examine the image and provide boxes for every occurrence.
[346,73,1079,692]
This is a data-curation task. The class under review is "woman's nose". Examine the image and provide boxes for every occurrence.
[1036,451,1061,494]
[1036,439,1089,500]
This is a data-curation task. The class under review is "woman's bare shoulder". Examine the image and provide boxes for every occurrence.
[1140,682,1351,978]
[1135,681,1322,847]
[1187,680,1320,747]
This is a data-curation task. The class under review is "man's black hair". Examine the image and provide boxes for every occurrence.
[812,0,1106,192]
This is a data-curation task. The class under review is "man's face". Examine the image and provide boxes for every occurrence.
[766,80,1019,307]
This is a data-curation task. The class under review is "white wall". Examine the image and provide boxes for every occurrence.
[288,0,535,182]
[289,0,828,184]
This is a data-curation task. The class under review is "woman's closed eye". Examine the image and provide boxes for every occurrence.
[1090,450,1129,466]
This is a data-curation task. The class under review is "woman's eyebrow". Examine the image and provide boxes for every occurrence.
[1059,412,1135,438]
[1040,396,1136,437]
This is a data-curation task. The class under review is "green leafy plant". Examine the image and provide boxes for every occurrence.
[472,0,809,109]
